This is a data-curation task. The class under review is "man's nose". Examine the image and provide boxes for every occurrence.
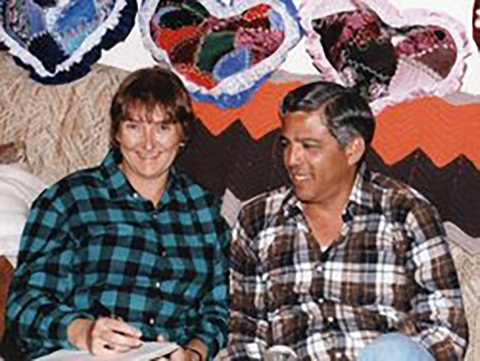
[285,144,302,167]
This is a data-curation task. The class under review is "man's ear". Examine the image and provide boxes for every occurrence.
[345,137,365,166]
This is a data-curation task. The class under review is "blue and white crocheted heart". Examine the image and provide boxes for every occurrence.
[0,0,137,84]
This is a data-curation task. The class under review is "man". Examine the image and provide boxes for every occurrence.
[5,67,229,361]
[218,82,468,360]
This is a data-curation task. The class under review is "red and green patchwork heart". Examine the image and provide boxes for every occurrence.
[140,0,301,107]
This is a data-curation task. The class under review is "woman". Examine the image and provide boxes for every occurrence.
[5,67,230,361]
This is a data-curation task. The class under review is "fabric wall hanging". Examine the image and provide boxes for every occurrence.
[474,0,480,50]
[139,0,302,108]
[0,0,137,84]
[298,0,472,113]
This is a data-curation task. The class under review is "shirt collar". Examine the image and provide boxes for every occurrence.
[347,162,376,211]
[100,149,134,199]
[279,188,304,219]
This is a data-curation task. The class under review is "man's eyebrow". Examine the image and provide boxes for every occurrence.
[300,138,322,144]
[284,136,321,144]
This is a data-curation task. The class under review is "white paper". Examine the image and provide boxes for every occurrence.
[34,341,179,361]
[264,345,298,361]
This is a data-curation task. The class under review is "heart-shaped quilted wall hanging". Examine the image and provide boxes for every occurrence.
[299,0,472,113]
[0,0,137,84]
[139,0,302,108]
[474,0,480,50]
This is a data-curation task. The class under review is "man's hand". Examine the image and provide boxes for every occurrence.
[67,317,142,355]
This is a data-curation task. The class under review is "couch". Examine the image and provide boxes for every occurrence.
[0,52,479,360]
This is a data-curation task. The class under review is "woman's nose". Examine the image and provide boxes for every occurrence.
[141,126,155,150]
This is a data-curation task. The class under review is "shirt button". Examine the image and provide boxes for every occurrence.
[327,316,335,323]
[149,317,155,325]
[316,265,323,272]
[155,281,161,288]
[318,298,324,304]
[152,214,158,220]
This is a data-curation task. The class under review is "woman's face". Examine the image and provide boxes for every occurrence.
[115,106,184,185]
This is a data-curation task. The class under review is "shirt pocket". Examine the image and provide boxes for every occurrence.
[265,263,315,312]
[326,247,410,308]
[76,223,157,273]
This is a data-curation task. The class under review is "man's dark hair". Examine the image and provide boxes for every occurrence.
[279,81,375,149]
[110,67,195,149]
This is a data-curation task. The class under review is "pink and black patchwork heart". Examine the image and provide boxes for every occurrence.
[474,0,480,50]
[299,0,472,113]
[140,0,302,108]
[0,0,137,84]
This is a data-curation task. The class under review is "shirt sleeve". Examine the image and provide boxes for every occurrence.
[401,202,468,360]
[6,190,92,355]
[216,217,271,360]
[195,215,231,359]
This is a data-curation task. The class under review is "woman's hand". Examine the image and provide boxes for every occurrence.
[153,347,200,361]
[67,317,143,355]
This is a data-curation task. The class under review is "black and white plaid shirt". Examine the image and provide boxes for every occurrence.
[218,164,467,361]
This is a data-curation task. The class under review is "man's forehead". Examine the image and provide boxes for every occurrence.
[282,109,326,122]
[281,111,328,130]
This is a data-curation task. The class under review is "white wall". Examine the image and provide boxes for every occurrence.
[99,0,480,94]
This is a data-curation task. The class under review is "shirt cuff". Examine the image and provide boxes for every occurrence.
[56,312,94,350]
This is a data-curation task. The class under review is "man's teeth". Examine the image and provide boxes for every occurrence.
[293,175,309,181]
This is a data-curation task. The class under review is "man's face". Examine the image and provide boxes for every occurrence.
[281,111,358,206]
[115,106,184,184]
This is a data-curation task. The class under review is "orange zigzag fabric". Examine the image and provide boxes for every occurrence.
[374,97,480,168]
[193,81,480,169]
[193,81,303,138]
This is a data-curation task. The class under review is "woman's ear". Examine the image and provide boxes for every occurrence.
[345,137,366,166]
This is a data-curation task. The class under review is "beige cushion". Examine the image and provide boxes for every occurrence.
[445,222,480,361]
[0,53,129,185]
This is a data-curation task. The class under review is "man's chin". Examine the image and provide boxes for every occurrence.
[292,188,312,203]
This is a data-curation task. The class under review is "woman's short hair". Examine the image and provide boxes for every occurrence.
[110,67,195,149]
[279,81,375,149]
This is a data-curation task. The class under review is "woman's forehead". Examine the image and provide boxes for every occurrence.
[124,103,171,123]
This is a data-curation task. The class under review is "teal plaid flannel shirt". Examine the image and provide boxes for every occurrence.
[6,150,230,360]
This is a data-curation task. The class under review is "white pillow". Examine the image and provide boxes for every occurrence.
[0,192,30,213]
[1,234,22,258]
[0,164,46,257]
[0,164,46,207]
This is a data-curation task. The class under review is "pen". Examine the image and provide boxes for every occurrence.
[91,299,157,342]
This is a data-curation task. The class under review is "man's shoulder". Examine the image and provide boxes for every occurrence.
[368,171,437,218]
[241,186,290,215]
[236,187,290,237]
